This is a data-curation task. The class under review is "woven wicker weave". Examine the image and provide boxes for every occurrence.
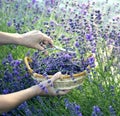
[24,57,87,90]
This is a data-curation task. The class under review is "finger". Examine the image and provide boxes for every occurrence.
[56,89,70,95]
[45,38,53,47]
[42,33,53,46]
[35,44,44,51]
[44,40,53,47]
[39,73,61,88]
[42,50,49,56]
[38,73,62,91]
[47,86,57,95]
[48,39,53,47]
[41,44,47,49]
[51,72,62,82]
[43,40,48,46]
[39,78,54,88]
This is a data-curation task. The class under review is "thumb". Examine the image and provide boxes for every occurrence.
[51,72,62,82]
[35,44,44,51]
[56,89,70,95]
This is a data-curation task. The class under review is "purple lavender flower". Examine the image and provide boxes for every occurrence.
[75,41,80,48]
[15,3,19,9]
[93,106,101,113]
[3,89,9,94]
[109,106,116,116]
[86,33,93,41]
[7,21,12,27]
[11,60,21,67]
[64,98,82,116]
[51,0,54,4]
[110,85,115,96]
[87,56,95,68]
[32,0,37,4]
[7,54,13,62]
[45,0,51,6]
[92,106,103,116]
[25,109,32,116]
[98,83,104,92]
[17,101,28,110]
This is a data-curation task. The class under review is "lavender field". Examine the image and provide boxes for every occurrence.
[0,0,120,116]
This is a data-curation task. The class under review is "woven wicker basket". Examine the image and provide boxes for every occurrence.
[24,56,89,90]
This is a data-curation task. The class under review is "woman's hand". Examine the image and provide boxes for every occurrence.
[35,72,70,96]
[20,30,53,50]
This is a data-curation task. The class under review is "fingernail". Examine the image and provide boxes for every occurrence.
[57,72,61,74]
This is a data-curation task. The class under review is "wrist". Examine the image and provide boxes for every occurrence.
[31,85,42,96]
[14,33,23,45]
[7,32,23,45]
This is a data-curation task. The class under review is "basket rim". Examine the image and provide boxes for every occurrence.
[33,71,86,79]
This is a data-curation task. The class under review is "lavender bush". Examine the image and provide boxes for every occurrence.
[0,0,120,115]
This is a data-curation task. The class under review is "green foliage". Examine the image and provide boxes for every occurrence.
[0,0,120,115]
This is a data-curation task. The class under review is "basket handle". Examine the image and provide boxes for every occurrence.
[24,57,34,74]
